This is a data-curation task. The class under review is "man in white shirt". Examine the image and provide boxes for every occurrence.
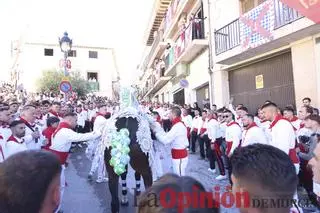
[181,108,192,144]
[49,112,101,213]
[19,105,44,150]
[152,107,189,176]
[261,102,299,174]
[241,114,268,147]
[0,104,12,141]
[88,103,109,183]
[198,110,209,160]
[161,104,171,132]
[6,120,28,158]
[190,109,201,153]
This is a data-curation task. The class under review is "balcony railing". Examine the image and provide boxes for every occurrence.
[274,0,303,29]
[215,19,240,55]
[214,0,302,55]
[142,30,164,72]
[164,19,205,69]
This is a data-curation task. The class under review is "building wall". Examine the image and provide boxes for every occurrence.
[213,0,240,30]
[291,38,319,108]
[18,43,116,97]
[186,49,210,105]
[212,69,229,108]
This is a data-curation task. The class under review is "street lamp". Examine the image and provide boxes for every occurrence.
[59,32,72,76]
[59,32,72,102]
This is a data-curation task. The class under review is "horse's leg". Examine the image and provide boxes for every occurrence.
[135,172,142,196]
[104,148,120,213]
[120,168,129,206]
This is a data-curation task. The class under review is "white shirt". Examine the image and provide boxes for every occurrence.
[0,126,12,141]
[155,122,189,150]
[269,117,296,155]
[6,136,28,158]
[182,115,193,128]
[197,118,208,135]
[21,122,45,150]
[218,122,226,139]
[50,128,100,152]
[76,111,87,127]
[241,125,268,147]
[0,136,6,162]
[225,121,242,154]
[88,109,98,121]
[93,115,107,134]
[191,116,201,132]
[207,119,219,141]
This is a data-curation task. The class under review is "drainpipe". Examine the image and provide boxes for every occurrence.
[207,0,215,108]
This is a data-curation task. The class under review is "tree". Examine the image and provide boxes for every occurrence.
[36,69,90,97]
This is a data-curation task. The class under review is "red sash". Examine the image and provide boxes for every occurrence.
[49,122,72,165]
[226,141,233,156]
[200,119,207,135]
[171,149,188,159]
[49,110,60,117]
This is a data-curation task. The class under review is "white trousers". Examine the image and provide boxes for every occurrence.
[90,154,106,179]
[152,151,163,180]
[55,165,66,213]
[172,157,188,176]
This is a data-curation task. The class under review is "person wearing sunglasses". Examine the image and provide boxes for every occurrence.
[224,109,242,185]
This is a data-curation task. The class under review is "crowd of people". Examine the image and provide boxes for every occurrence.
[0,81,320,213]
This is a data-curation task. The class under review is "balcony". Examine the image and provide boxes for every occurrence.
[143,74,171,98]
[164,19,208,76]
[143,30,167,71]
[213,0,320,65]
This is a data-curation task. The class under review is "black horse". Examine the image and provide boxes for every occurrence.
[104,117,153,213]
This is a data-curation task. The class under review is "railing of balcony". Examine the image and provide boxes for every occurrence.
[215,19,240,55]
[142,30,164,72]
[274,0,303,29]
[214,0,302,55]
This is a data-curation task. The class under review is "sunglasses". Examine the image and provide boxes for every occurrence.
[223,115,230,118]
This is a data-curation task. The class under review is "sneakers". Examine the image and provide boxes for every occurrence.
[215,175,227,181]
[208,168,216,174]
[96,177,108,183]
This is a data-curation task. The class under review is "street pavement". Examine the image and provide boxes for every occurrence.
[61,146,239,213]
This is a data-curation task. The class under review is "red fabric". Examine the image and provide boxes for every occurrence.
[48,149,69,165]
[192,128,198,133]
[7,135,23,144]
[42,127,57,150]
[300,123,305,129]
[289,148,300,164]
[171,117,183,126]
[91,112,109,123]
[226,141,233,156]
[52,122,71,138]
[200,128,207,135]
[156,115,162,125]
[19,117,35,128]
[242,122,258,143]
[226,121,240,127]
[187,127,191,141]
[49,110,60,117]
[289,116,299,122]
[171,149,188,159]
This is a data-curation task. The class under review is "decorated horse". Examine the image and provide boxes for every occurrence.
[97,87,155,213]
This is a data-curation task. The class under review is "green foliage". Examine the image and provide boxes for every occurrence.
[36,69,90,96]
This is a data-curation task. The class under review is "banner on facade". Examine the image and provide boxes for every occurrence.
[240,0,275,50]
[255,75,264,89]
[279,0,320,23]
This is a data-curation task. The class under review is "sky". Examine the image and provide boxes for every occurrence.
[0,0,155,85]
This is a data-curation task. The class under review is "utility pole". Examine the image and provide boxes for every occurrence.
[207,0,215,107]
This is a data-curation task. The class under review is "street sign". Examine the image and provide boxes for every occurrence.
[59,59,72,69]
[59,81,72,93]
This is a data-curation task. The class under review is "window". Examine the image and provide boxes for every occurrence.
[68,50,77,57]
[240,0,266,14]
[44,48,53,56]
[87,72,98,82]
[89,51,98,59]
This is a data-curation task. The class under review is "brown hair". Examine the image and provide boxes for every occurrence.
[305,114,320,125]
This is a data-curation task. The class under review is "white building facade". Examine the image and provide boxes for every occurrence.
[138,0,211,109]
[11,42,119,98]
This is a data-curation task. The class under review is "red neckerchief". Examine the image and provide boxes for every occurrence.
[300,123,305,129]
[227,121,239,127]
[49,110,59,117]
[156,115,162,124]
[260,119,267,123]
[52,122,71,138]
[0,135,3,140]
[7,135,24,144]
[172,117,185,126]
[20,117,35,128]
[245,122,258,130]
[269,115,285,129]
[289,116,299,122]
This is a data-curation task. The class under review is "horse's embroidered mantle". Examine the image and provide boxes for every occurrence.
[100,107,155,169]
